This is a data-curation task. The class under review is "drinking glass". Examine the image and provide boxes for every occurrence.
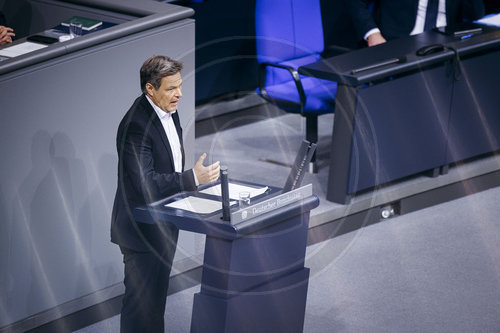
[238,191,251,208]
[69,20,83,38]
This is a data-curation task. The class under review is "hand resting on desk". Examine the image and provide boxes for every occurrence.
[0,26,14,45]
[367,32,386,47]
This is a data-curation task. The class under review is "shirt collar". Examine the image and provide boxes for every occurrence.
[145,94,177,120]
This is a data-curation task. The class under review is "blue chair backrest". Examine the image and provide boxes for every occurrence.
[255,0,325,64]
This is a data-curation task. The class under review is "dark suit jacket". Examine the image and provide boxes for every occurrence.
[111,94,197,252]
[349,0,485,41]
[0,11,6,26]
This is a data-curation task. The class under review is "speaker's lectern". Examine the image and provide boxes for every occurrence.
[134,182,319,333]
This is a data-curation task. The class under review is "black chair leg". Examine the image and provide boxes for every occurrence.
[305,115,319,173]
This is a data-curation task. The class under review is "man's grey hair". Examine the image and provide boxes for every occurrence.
[140,55,183,93]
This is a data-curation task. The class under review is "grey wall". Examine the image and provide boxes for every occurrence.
[0,2,196,328]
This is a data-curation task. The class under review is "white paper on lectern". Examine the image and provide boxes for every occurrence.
[200,183,268,200]
[0,42,48,58]
[476,14,500,27]
[165,196,223,214]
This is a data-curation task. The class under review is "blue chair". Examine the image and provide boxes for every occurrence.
[255,0,340,172]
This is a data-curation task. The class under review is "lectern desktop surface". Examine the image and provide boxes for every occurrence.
[134,181,319,240]
[134,180,279,235]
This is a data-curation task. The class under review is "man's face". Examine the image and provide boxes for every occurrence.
[146,72,182,113]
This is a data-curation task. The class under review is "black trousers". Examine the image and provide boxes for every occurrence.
[119,228,178,333]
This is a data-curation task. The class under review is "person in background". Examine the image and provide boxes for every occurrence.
[0,11,14,45]
[111,55,220,332]
[349,0,485,47]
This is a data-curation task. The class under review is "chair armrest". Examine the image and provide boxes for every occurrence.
[258,62,306,108]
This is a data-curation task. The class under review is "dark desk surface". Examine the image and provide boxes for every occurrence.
[298,25,500,203]
[299,26,500,86]
[0,0,194,75]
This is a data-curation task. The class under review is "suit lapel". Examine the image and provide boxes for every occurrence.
[410,0,419,22]
[445,0,453,24]
[172,111,186,170]
[139,95,176,171]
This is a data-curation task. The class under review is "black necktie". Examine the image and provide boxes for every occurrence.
[424,0,439,31]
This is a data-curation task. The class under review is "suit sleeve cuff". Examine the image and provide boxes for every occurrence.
[192,169,199,186]
[364,28,381,41]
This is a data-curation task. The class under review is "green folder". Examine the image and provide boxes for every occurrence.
[61,16,103,31]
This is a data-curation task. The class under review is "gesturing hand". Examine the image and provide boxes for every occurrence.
[193,153,220,185]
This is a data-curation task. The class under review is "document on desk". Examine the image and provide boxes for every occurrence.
[0,42,48,58]
[476,13,500,27]
[166,196,224,214]
[200,183,268,200]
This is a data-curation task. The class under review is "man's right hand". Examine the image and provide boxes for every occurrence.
[0,26,14,45]
[193,153,220,185]
[367,32,386,47]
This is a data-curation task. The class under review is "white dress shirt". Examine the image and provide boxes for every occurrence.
[410,0,447,35]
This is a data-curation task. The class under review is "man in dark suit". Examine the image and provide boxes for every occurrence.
[111,55,220,332]
[349,0,485,46]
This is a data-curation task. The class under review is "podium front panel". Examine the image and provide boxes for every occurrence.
[200,210,310,297]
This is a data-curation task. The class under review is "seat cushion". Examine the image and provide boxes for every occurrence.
[263,77,337,114]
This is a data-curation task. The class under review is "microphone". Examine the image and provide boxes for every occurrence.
[220,165,231,222]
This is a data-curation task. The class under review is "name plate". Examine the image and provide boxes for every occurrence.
[230,184,312,224]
